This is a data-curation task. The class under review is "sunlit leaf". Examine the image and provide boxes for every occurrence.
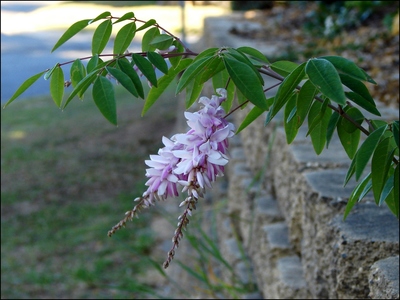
[142,27,160,52]
[113,22,136,54]
[113,12,134,24]
[92,76,117,125]
[149,34,173,50]
[52,19,91,52]
[70,59,86,98]
[147,51,169,74]
[87,54,99,73]
[92,19,112,55]
[136,19,156,31]
[176,56,213,94]
[63,70,99,109]
[50,66,64,108]
[3,70,46,108]
[306,58,346,105]
[224,57,268,111]
[89,11,111,24]
[265,62,306,125]
[44,63,59,80]
[143,58,192,116]
[132,53,158,87]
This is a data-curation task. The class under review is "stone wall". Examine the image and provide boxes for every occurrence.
[169,14,399,299]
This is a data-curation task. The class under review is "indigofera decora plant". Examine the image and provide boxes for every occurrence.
[4,11,398,268]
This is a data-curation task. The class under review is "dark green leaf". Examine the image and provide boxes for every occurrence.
[113,12,134,24]
[344,157,357,186]
[345,92,381,116]
[143,58,192,115]
[319,55,376,84]
[113,22,136,54]
[393,164,399,217]
[211,68,234,113]
[308,100,332,154]
[149,34,173,50]
[63,70,99,109]
[131,53,158,87]
[265,62,306,125]
[70,59,86,98]
[106,66,138,97]
[306,58,346,105]
[117,58,144,99]
[343,173,371,220]
[372,137,395,204]
[236,104,266,134]
[44,63,59,80]
[147,51,169,74]
[379,175,394,206]
[221,79,235,113]
[3,70,46,108]
[92,19,112,55]
[89,11,111,24]
[50,66,64,108]
[92,76,117,125]
[384,185,398,218]
[340,107,364,133]
[136,19,156,31]
[168,40,184,68]
[284,93,299,144]
[52,19,91,52]
[176,56,213,94]
[306,97,329,136]
[223,57,268,111]
[185,77,204,109]
[355,124,388,180]
[326,111,340,148]
[340,73,374,103]
[87,54,99,73]
[225,48,264,85]
[237,46,270,64]
[337,119,361,159]
[296,80,317,128]
[142,27,160,52]
[270,61,299,78]
[392,121,399,148]
[198,56,225,83]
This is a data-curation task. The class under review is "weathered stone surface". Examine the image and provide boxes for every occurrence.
[369,256,399,299]
[276,256,310,299]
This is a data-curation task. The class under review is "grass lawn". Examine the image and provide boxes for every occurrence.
[1,84,179,298]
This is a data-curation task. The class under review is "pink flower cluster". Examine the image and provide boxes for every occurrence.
[142,88,235,204]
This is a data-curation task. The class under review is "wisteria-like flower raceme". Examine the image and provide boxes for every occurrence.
[108,88,235,268]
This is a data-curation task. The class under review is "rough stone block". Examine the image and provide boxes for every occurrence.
[276,256,310,299]
[369,256,399,299]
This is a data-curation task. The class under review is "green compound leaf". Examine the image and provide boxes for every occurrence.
[306,58,346,105]
[149,34,174,50]
[113,22,136,55]
[106,66,138,98]
[337,119,361,159]
[142,27,160,52]
[92,76,117,125]
[176,56,214,94]
[113,12,134,24]
[92,19,112,55]
[64,70,99,109]
[143,58,192,116]
[392,164,399,218]
[50,65,64,108]
[326,111,340,148]
[185,77,204,109]
[169,40,184,68]
[380,175,394,206]
[223,57,268,111]
[237,46,270,64]
[88,11,111,24]
[284,93,299,144]
[392,121,399,148]
[70,59,86,98]
[296,79,317,128]
[147,51,169,74]
[225,48,264,85]
[136,19,156,32]
[44,63,59,80]
[131,53,158,87]
[343,172,372,220]
[265,62,306,125]
[87,54,99,73]
[270,61,299,77]
[3,70,46,108]
[117,58,144,99]
[307,99,332,154]
[319,55,376,84]
[372,137,395,204]
[52,19,91,52]
[236,104,267,134]
[345,92,381,116]
[198,56,225,84]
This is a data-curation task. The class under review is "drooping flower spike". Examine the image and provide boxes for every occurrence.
[108,88,235,268]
